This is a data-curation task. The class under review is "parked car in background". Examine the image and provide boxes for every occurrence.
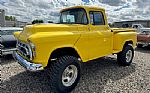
[0,27,23,56]
[132,24,150,47]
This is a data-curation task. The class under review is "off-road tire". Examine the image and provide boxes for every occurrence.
[117,45,134,66]
[47,56,81,93]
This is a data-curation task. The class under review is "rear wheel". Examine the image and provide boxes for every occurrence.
[47,56,81,93]
[117,44,134,66]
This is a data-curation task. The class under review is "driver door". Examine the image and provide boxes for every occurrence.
[88,11,113,60]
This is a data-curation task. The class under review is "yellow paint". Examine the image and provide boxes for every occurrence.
[14,6,137,68]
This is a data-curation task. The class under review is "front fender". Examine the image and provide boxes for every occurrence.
[29,32,81,67]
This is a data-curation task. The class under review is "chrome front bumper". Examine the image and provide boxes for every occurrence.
[137,42,150,46]
[13,52,44,71]
[0,48,17,56]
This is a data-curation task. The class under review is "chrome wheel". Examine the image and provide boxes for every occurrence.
[62,65,78,87]
[126,50,133,63]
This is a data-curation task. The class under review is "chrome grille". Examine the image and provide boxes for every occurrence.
[17,41,33,60]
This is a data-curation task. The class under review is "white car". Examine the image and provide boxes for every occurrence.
[132,24,150,33]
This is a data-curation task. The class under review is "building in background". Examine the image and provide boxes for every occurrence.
[5,20,28,27]
[0,9,5,27]
[113,20,150,28]
[16,21,28,27]
[0,9,27,27]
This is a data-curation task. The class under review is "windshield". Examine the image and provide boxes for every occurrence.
[0,30,22,35]
[59,8,88,24]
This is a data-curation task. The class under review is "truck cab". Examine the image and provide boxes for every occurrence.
[14,6,137,93]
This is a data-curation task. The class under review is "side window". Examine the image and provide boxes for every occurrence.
[90,11,105,25]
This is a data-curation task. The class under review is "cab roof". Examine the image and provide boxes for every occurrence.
[61,6,105,12]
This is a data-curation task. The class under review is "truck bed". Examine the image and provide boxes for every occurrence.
[111,28,137,53]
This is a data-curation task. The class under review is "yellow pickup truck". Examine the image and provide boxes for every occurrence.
[14,6,137,93]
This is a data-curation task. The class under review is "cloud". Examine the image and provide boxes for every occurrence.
[0,0,150,23]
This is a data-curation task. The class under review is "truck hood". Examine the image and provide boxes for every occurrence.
[17,24,78,42]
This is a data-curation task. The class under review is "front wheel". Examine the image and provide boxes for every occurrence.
[47,56,81,93]
[117,44,134,66]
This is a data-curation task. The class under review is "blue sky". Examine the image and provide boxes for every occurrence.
[0,0,150,23]
[82,0,90,3]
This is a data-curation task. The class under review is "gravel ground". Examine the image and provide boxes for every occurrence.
[1,47,150,93]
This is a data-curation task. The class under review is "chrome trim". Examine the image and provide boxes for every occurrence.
[27,44,33,60]
[13,52,44,71]
[0,48,17,56]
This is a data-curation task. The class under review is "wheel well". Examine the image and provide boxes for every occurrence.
[124,40,133,48]
[46,47,81,68]
[49,47,80,60]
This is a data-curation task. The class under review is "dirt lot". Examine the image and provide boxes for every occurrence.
[1,47,150,93]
